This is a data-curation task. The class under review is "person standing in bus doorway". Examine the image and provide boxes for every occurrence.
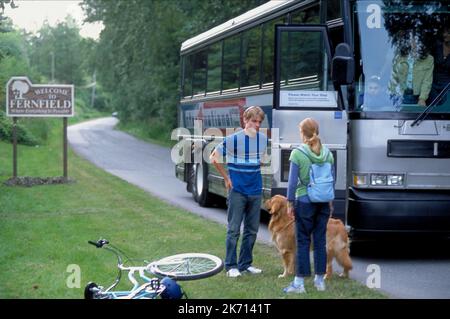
[427,26,450,105]
[388,30,434,107]
[210,106,268,278]
[284,118,334,293]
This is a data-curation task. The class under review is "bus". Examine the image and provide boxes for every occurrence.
[174,0,450,238]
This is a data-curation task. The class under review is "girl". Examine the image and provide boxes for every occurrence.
[284,118,334,293]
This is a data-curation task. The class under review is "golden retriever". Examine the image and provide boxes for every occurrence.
[264,195,352,279]
[265,195,296,277]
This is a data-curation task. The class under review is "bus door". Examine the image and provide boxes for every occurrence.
[272,25,348,221]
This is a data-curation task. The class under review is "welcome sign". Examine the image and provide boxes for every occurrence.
[6,76,74,117]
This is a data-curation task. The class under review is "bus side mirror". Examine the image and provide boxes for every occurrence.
[332,43,354,85]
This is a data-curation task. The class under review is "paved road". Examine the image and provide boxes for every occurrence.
[68,117,450,299]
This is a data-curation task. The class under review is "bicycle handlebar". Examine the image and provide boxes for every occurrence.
[88,239,109,248]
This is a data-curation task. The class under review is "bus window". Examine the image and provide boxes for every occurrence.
[328,26,344,51]
[223,34,241,91]
[354,0,449,112]
[241,26,262,89]
[279,30,329,91]
[291,4,320,24]
[182,55,193,98]
[262,17,285,87]
[326,0,341,21]
[192,50,207,96]
[207,42,222,93]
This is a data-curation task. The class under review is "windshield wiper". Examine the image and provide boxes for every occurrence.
[411,82,450,127]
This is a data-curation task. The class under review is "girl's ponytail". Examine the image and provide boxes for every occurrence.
[299,118,322,156]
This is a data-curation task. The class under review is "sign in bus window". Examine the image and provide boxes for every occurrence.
[280,91,337,108]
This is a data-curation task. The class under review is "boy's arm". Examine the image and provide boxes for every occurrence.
[210,149,232,190]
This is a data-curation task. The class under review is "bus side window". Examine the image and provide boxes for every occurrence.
[192,50,207,96]
[223,34,241,91]
[207,42,222,93]
[183,55,193,98]
[241,26,262,89]
[290,4,319,24]
[262,17,285,87]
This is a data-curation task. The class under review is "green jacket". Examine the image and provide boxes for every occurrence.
[289,144,334,198]
[388,54,434,101]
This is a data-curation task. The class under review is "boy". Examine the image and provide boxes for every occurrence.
[210,106,268,277]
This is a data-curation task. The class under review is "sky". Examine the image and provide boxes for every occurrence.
[3,0,104,39]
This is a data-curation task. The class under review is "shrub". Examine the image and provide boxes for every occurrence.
[0,111,40,146]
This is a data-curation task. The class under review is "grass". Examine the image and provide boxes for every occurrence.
[0,118,387,299]
[117,118,176,148]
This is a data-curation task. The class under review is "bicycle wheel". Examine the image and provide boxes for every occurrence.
[149,253,223,281]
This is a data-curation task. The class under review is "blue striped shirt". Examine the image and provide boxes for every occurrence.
[215,130,268,195]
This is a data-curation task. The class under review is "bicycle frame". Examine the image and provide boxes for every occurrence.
[86,240,167,299]
[86,239,222,299]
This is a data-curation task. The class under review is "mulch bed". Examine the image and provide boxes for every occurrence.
[4,176,75,187]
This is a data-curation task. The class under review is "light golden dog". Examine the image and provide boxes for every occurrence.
[265,195,296,277]
[265,195,352,279]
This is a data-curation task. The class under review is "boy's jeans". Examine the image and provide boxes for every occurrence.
[225,190,261,271]
[294,196,330,277]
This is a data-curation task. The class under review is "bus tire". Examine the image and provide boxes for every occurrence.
[192,160,214,207]
[186,163,194,193]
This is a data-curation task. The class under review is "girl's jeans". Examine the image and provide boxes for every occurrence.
[294,195,330,277]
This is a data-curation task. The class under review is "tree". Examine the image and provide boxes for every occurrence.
[80,0,265,129]
[28,16,89,86]
[383,0,448,57]
[0,0,18,15]
[0,0,18,31]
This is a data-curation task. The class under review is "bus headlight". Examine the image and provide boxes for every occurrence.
[387,174,404,186]
[370,174,387,186]
[370,174,404,186]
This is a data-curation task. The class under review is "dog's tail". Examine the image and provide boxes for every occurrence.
[335,237,353,271]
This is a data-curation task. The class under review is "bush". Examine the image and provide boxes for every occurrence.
[0,111,40,146]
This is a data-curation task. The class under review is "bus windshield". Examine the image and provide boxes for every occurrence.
[354,0,449,113]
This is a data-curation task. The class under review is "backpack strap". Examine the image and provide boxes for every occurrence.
[295,144,310,160]
[294,145,311,186]
[296,145,331,163]
[296,145,330,159]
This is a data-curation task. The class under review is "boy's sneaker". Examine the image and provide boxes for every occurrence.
[226,268,241,278]
[243,266,262,274]
[283,282,306,294]
[314,279,326,291]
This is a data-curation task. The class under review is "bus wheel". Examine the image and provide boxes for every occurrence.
[192,161,213,207]
[186,163,194,193]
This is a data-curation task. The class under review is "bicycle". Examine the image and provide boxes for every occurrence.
[84,238,224,299]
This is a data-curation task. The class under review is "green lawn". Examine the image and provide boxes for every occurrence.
[0,119,387,299]
[117,119,176,148]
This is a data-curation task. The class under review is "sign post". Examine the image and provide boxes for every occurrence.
[63,117,68,179]
[12,117,17,178]
[6,76,74,179]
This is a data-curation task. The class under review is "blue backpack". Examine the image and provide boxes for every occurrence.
[297,146,335,203]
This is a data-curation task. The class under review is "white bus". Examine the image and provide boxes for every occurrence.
[175,0,450,238]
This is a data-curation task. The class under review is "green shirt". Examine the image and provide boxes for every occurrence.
[289,144,334,198]
[389,54,434,101]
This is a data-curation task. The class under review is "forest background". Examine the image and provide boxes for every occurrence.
[0,0,266,146]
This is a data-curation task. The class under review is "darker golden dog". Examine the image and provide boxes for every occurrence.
[265,195,352,279]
